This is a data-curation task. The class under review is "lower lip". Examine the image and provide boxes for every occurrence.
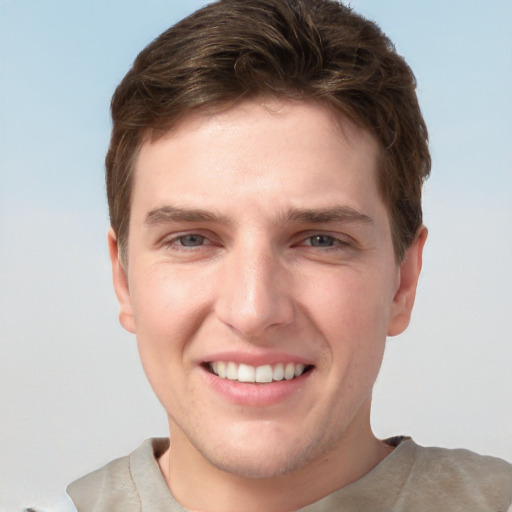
[202,367,312,406]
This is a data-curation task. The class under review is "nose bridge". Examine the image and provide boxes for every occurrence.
[216,236,293,338]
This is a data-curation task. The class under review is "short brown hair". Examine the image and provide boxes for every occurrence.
[106,0,430,261]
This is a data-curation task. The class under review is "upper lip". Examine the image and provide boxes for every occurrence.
[200,351,313,367]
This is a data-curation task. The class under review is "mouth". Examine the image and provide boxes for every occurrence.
[205,361,313,383]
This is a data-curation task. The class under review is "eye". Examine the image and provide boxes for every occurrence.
[305,234,340,248]
[160,231,219,260]
[176,234,206,247]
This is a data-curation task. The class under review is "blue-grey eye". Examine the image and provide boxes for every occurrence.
[308,235,336,247]
[178,234,205,247]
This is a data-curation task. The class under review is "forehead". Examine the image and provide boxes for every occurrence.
[132,99,383,221]
[146,98,378,162]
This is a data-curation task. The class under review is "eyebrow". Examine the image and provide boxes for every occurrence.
[284,206,373,225]
[145,205,373,226]
[145,206,229,225]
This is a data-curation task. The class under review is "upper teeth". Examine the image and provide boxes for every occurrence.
[210,362,306,383]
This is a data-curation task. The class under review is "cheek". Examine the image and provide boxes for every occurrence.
[129,266,217,387]
[306,269,394,337]
[129,270,189,375]
[129,271,201,417]
[303,269,394,383]
[131,266,203,336]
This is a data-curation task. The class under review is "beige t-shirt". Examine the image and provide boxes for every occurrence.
[67,437,512,512]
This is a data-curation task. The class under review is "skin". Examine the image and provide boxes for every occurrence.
[109,99,426,511]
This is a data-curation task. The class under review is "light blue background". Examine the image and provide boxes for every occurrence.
[1,1,511,509]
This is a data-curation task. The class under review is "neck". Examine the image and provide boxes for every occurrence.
[158,406,393,512]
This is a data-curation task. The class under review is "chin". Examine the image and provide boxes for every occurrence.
[200,432,326,480]
[210,453,306,480]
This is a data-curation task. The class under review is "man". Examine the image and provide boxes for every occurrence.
[66,0,512,510]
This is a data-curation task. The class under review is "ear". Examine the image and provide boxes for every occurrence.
[387,226,428,337]
[108,227,136,334]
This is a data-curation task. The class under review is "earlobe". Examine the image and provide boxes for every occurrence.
[108,228,136,334]
[387,226,428,337]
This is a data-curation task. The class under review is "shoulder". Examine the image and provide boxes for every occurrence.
[66,438,170,512]
[412,443,512,483]
[402,441,512,510]
[66,438,168,512]
[66,453,139,512]
[67,438,174,512]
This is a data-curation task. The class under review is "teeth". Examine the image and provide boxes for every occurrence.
[255,364,273,383]
[294,363,305,377]
[273,363,284,381]
[209,361,308,383]
[284,362,295,380]
[238,363,255,382]
[226,362,238,380]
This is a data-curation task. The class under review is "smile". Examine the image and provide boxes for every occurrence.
[208,362,311,383]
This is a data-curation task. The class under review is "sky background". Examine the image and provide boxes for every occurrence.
[1,0,511,510]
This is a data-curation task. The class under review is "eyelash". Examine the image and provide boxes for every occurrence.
[162,233,213,251]
[161,232,352,252]
[299,234,352,250]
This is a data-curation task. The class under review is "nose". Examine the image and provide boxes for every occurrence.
[215,240,295,339]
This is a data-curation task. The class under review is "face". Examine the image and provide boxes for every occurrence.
[110,99,424,480]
